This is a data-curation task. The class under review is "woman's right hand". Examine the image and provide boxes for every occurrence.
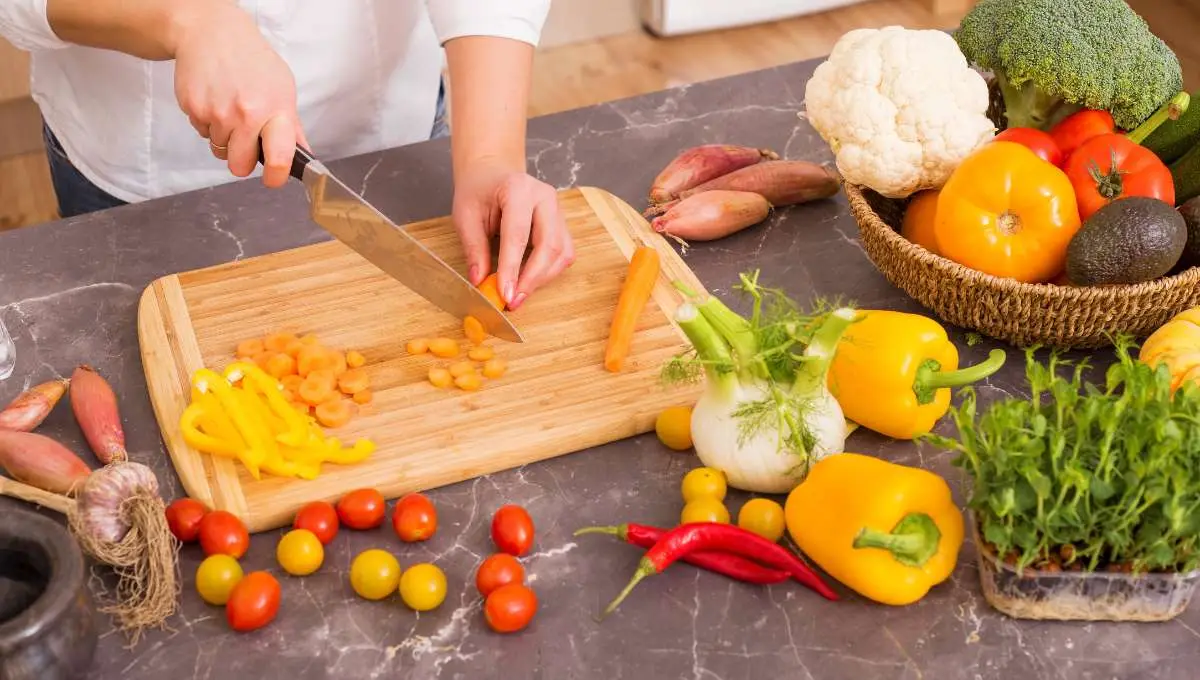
[171,3,307,188]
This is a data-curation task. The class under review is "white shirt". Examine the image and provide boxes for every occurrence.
[0,1,550,203]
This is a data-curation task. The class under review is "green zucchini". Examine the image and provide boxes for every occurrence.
[1144,89,1200,164]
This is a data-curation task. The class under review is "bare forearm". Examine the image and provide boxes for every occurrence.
[444,36,534,180]
[45,0,232,60]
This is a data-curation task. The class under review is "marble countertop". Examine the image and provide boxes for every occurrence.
[2,58,1197,680]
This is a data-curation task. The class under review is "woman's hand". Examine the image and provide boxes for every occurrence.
[453,159,574,311]
[171,3,307,188]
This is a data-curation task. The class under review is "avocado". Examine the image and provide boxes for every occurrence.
[1176,197,1200,270]
[1143,89,1200,164]
[1065,197,1187,285]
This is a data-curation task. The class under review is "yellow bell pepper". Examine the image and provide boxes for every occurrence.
[827,310,1006,440]
[180,401,242,459]
[784,452,963,606]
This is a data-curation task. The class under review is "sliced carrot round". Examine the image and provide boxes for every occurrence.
[428,338,459,358]
[300,333,321,346]
[482,358,508,379]
[428,367,453,388]
[281,375,305,393]
[264,332,298,354]
[454,372,483,391]
[352,389,373,405]
[328,350,348,376]
[236,338,265,358]
[346,350,366,368]
[447,361,475,378]
[407,338,430,355]
[338,368,370,395]
[463,316,487,346]
[284,338,306,358]
[467,346,495,362]
[297,346,330,377]
[265,353,297,378]
[315,398,354,428]
[307,368,337,391]
[299,377,335,406]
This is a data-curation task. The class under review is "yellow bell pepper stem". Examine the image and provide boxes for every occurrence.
[827,310,1006,440]
[851,513,942,568]
[783,452,964,606]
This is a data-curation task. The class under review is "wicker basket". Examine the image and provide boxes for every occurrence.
[846,184,1200,349]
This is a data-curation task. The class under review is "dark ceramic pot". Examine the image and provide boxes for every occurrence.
[0,507,98,680]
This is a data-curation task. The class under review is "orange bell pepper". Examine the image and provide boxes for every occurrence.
[934,141,1081,283]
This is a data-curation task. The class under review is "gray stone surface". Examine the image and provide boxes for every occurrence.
[2,58,1198,680]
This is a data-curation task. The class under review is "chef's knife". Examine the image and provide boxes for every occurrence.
[257,145,525,343]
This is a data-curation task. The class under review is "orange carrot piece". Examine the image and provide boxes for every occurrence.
[298,378,334,406]
[328,350,348,376]
[447,361,475,378]
[463,316,487,346]
[284,339,306,358]
[467,346,495,362]
[604,246,661,372]
[346,350,366,368]
[254,352,277,371]
[428,368,453,388]
[407,339,430,355]
[477,274,506,311]
[297,346,329,377]
[337,369,370,395]
[352,389,373,405]
[454,372,483,391]
[264,332,297,354]
[300,334,320,346]
[428,338,459,358]
[315,399,353,428]
[307,368,337,390]
[482,358,508,379]
[236,338,265,358]
[265,353,297,379]
[281,375,304,393]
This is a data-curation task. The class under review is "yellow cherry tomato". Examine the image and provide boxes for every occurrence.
[350,549,402,601]
[681,467,727,503]
[736,498,786,542]
[195,554,244,605]
[680,497,731,525]
[276,529,324,576]
[399,563,448,612]
[655,406,693,451]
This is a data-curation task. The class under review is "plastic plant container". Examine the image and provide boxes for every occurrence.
[0,316,14,381]
[972,516,1200,622]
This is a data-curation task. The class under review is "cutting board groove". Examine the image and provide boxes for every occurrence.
[138,187,705,532]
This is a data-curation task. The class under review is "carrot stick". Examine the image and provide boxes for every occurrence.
[604,246,661,373]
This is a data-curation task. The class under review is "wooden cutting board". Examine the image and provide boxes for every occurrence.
[137,187,706,533]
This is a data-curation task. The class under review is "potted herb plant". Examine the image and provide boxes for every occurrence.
[922,338,1200,622]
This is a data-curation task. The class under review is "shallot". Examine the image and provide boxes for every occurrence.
[678,160,841,207]
[0,378,69,432]
[651,190,772,241]
[70,364,127,464]
[649,144,780,204]
[0,429,92,494]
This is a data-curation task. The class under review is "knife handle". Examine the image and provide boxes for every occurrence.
[257,141,315,181]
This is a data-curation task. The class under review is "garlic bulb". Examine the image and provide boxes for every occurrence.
[75,461,160,543]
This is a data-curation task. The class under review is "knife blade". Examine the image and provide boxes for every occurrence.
[258,145,525,343]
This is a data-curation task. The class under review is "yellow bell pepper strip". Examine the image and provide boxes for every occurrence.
[233,362,311,447]
[827,310,1006,440]
[784,452,963,606]
[179,401,242,459]
[191,369,266,479]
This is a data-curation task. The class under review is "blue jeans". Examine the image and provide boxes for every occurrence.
[45,81,451,219]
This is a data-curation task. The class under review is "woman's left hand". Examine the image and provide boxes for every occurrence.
[452,160,574,311]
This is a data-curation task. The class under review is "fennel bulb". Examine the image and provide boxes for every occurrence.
[666,273,858,494]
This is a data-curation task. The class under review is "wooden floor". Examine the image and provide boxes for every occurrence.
[2,0,1198,231]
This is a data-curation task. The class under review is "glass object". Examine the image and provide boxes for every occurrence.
[972,516,1200,622]
[0,316,13,380]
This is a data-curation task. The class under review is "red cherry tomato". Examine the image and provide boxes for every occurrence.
[336,489,386,530]
[198,510,250,558]
[483,583,537,633]
[475,553,526,597]
[392,493,438,542]
[993,127,1063,166]
[165,498,209,543]
[490,505,534,556]
[225,571,281,633]
[293,501,339,545]
[1049,109,1117,162]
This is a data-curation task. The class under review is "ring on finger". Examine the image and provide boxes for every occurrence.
[209,140,228,152]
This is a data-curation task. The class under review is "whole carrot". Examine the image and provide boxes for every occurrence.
[69,364,127,464]
[0,378,69,432]
[649,144,780,204]
[604,246,661,373]
[575,523,789,585]
[600,522,838,619]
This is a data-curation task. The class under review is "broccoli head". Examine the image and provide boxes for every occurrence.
[953,0,1182,131]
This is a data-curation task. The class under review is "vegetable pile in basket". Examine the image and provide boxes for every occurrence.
[804,2,1200,287]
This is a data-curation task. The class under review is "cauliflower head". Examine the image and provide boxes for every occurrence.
[804,26,996,199]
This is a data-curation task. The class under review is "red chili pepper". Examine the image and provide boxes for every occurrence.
[599,522,839,619]
[575,524,790,585]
